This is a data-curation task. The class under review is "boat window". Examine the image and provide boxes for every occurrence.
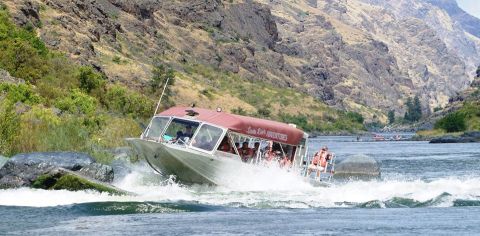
[191,124,224,152]
[144,117,170,140]
[163,118,199,143]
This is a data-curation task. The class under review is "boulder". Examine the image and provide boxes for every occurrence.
[334,154,381,179]
[31,168,127,195]
[78,163,114,183]
[0,152,113,189]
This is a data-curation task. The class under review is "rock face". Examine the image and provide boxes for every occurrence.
[0,152,114,189]
[334,154,381,179]
[3,0,480,118]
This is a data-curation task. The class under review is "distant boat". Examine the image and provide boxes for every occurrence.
[372,134,386,141]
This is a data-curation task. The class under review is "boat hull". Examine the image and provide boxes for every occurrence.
[126,138,242,185]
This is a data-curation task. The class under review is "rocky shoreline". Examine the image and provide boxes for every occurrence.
[429,131,480,144]
[0,152,129,195]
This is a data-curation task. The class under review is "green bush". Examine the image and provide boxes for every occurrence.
[104,84,154,118]
[0,100,19,155]
[0,83,44,104]
[346,111,364,124]
[77,66,105,94]
[0,9,49,83]
[435,112,466,133]
[55,89,97,115]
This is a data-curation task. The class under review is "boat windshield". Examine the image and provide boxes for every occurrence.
[144,117,170,140]
[163,118,200,143]
[191,124,224,152]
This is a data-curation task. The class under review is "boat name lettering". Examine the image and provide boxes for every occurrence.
[246,127,288,142]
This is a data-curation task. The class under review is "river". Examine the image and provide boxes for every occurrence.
[1,137,480,235]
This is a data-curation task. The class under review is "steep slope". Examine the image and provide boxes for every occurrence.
[3,0,480,122]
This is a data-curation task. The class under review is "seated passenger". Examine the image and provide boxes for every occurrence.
[183,125,194,139]
[264,141,277,162]
[231,142,240,154]
[252,142,260,159]
[307,147,328,179]
[239,142,253,162]
[280,156,292,168]
[218,138,231,152]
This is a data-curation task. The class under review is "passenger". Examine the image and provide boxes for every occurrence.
[239,141,253,162]
[183,125,194,138]
[252,142,260,159]
[280,156,292,168]
[264,141,277,162]
[175,131,184,141]
[307,146,329,179]
[218,138,231,152]
[231,142,240,154]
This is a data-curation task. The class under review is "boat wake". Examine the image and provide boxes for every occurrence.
[1,161,479,211]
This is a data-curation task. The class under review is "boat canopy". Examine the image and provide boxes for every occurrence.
[158,107,306,146]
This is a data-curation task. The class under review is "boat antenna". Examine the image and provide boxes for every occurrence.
[153,76,171,116]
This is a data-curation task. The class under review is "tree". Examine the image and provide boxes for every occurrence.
[476,65,480,78]
[412,95,423,121]
[388,110,395,124]
[404,97,413,122]
[150,63,175,108]
[150,64,175,93]
[435,112,466,133]
[404,96,422,122]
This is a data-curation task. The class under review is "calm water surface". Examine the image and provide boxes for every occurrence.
[1,137,480,235]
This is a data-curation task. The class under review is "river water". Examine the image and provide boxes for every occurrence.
[1,137,480,235]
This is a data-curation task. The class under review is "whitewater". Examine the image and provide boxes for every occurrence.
[1,137,480,235]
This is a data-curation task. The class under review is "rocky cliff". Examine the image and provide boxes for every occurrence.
[4,0,479,121]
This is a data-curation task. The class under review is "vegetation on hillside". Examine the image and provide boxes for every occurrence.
[418,67,480,136]
[0,6,365,159]
[0,7,151,160]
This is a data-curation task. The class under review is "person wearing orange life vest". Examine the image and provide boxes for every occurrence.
[307,146,330,178]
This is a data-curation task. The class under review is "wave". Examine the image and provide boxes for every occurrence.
[1,161,480,210]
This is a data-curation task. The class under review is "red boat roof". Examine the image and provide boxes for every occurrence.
[158,107,306,145]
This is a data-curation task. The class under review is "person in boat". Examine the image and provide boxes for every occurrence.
[239,141,253,162]
[264,141,277,162]
[218,137,231,153]
[307,146,329,178]
[280,156,292,168]
[183,125,194,139]
[252,142,260,158]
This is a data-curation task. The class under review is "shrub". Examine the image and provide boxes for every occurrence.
[55,89,97,115]
[435,112,466,133]
[150,64,174,93]
[346,111,364,124]
[112,56,121,64]
[104,84,154,118]
[0,83,43,104]
[77,66,105,94]
[231,107,247,116]
[0,100,19,155]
